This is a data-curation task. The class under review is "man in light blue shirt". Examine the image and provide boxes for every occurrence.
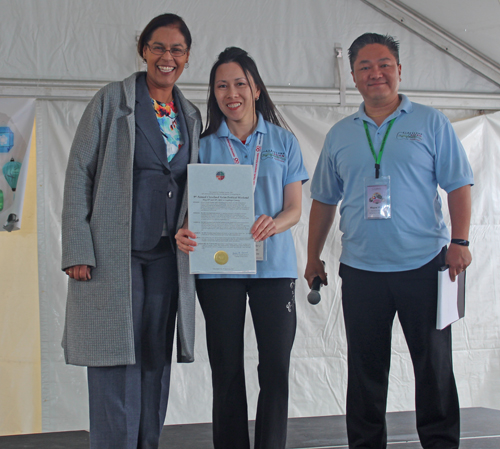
[305,33,472,449]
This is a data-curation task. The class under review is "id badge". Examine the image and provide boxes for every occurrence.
[256,240,266,261]
[254,215,267,261]
[364,176,391,219]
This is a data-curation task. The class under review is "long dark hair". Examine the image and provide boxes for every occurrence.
[202,47,291,138]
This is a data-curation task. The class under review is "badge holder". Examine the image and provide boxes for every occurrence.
[255,214,267,261]
[364,176,391,219]
[256,240,267,261]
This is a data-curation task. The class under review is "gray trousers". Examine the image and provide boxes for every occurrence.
[87,238,178,449]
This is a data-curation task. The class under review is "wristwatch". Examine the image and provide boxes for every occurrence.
[451,238,469,246]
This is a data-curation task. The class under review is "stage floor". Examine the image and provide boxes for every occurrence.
[1,407,499,448]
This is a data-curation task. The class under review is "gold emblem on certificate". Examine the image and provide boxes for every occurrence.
[214,251,229,265]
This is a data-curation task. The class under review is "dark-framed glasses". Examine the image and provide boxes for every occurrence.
[146,44,187,57]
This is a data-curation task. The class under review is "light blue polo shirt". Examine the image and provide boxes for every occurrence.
[198,113,309,279]
[311,94,473,272]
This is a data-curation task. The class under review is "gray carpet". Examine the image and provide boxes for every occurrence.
[1,407,499,448]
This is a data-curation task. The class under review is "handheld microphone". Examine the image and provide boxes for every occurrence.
[307,261,325,305]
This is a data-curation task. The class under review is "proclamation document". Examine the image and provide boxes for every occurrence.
[188,164,256,274]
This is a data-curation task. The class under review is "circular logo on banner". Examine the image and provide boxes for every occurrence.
[216,171,225,181]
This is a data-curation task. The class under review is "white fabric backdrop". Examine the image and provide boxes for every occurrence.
[36,98,500,431]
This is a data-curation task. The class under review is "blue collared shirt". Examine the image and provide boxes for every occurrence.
[198,113,309,279]
[311,94,474,272]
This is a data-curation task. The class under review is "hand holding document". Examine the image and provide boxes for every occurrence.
[437,267,466,330]
[188,164,256,274]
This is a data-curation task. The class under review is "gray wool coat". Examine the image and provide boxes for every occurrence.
[61,72,201,366]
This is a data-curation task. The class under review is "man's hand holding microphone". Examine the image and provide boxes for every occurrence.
[305,260,326,305]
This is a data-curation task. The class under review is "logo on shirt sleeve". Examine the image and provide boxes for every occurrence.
[396,131,423,141]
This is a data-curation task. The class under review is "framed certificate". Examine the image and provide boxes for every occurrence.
[188,164,256,274]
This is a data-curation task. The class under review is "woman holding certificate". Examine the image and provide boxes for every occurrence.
[61,13,201,448]
[176,47,308,449]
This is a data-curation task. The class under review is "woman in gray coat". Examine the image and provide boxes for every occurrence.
[61,13,201,449]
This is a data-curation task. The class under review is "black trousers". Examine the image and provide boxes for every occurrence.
[196,278,297,449]
[339,248,460,449]
[88,238,178,449]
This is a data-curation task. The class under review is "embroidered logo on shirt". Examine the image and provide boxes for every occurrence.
[396,131,423,141]
[261,149,286,162]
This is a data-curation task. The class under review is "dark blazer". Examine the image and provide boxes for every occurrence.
[132,73,191,251]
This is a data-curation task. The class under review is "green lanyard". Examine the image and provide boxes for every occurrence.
[363,118,396,178]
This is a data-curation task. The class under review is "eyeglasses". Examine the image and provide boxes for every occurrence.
[146,44,187,57]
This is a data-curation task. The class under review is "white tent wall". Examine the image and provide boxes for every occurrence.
[36,101,500,432]
[1,0,500,435]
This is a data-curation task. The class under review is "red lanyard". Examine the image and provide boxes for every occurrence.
[225,133,264,192]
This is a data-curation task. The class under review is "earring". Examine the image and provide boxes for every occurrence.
[185,62,189,69]
[256,96,260,101]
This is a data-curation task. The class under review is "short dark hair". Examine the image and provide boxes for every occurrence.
[137,13,192,60]
[348,33,400,70]
[202,47,291,138]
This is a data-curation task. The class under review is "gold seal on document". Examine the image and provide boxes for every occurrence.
[214,251,229,265]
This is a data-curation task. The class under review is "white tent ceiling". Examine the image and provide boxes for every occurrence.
[399,0,500,65]
[1,0,500,109]
[361,0,500,88]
